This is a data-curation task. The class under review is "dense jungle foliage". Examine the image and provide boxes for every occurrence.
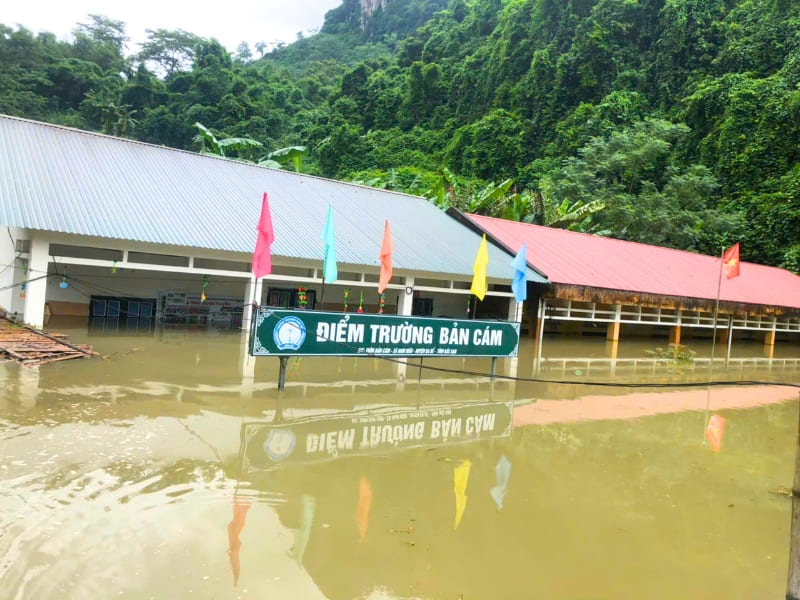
[1,0,799,270]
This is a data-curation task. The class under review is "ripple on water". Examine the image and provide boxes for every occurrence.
[0,460,284,598]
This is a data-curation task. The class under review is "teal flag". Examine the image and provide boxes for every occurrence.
[322,206,338,283]
[510,243,527,303]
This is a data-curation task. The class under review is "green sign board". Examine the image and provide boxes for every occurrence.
[250,309,520,357]
[241,401,514,471]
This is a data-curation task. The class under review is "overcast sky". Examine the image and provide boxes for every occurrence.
[3,0,343,53]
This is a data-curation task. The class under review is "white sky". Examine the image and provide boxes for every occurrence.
[3,0,344,53]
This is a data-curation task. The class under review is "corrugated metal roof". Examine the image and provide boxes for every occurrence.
[467,213,800,310]
[0,115,546,283]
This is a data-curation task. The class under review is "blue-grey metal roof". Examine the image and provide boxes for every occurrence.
[0,114,546,283]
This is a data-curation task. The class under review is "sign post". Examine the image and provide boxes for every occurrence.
[250,308,521,389]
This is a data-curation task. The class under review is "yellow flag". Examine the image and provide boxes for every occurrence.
[470,235,489,300]
[453,459,472,530]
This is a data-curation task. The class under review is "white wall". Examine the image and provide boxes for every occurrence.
[0,227,27,315]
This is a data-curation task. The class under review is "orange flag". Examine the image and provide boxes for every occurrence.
[356,476,373,543]
[722,243,740,279]
[705,414,726,452]
[227,500,251,587]
[378,220,393,293]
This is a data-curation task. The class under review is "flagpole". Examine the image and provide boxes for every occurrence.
[704,248,725,436]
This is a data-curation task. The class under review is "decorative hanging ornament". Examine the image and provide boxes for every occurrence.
[379,292,386,314]
[111,260,117,275]
[297,287,308,308]
[201,274,209,303]
[358,289,364,313]
[466,295,471,315]
[59,275,68,289]
[343,288,350,312]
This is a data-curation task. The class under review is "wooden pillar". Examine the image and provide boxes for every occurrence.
[765,317,777,347]
[725,316,733,367]
[535,298,546,375]
[606,304,622,342]
[785,393,800,600]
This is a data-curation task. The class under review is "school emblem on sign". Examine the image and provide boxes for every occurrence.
[263,428,297,462]
[273,316,306,351]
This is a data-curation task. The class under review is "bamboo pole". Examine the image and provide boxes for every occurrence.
[786,393,800,600]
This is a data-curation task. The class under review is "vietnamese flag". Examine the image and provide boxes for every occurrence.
[252,192,274,278]
[722,243,740,279]
[378,220,393,293]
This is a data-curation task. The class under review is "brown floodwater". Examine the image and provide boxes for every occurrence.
[2,318,800,599]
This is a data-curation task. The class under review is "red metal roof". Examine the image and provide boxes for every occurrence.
[467,214,800,310]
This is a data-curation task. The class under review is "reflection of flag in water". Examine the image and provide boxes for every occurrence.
[356,476,373,543]
[453,460,472,530]
[705,414,726,452]
[490,455,512,510]
[291,495,315,565]
[227,500,251,587]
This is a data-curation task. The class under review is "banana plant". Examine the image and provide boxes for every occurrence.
[193,122,262,158]
[262,146,308,172]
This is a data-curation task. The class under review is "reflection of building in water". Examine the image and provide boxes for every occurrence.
[457,213,800,367]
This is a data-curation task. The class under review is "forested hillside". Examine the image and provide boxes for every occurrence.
[1,0,799,271]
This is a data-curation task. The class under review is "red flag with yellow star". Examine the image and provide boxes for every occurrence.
[722,243,740,279]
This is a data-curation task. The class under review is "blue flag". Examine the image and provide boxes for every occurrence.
[510,243,527,302]
[322,206,338,283]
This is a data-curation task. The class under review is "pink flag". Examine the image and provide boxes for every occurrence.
[252,192,274,278]
[378,220,393,293]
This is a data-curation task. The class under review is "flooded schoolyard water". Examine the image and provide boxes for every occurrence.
[2,319,800,599]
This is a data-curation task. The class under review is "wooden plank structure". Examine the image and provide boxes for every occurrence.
[0,313,94,366]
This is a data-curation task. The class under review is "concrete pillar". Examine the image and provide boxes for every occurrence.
[23,236,49,329]
[0,229,17,314]
[239,329,256,379]
[398,277,414,316]
[241,275,263,331]
[606,304,622,342]
[507,300,522,323]
[393,277,415,383]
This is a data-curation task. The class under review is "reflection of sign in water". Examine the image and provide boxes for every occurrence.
[241,401,514,471]
[250,309,520,357]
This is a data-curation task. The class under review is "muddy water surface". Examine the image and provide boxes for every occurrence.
[2,319,800,599]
